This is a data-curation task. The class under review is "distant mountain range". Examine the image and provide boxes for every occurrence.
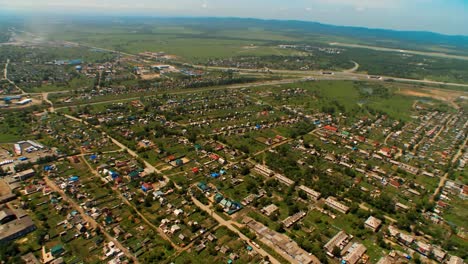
[2,13,468,54]
[166,17,468,53]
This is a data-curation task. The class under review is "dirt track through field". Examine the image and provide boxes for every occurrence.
[397,87,467,109]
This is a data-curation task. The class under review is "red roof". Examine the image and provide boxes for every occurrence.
[209,154,220,160]
[192,167,200,173]
[324,125,338,132]
[142,183,153,190]
[381,147,391,153]
[390,180,401,188]
[437,200,448,207]
[215,145,224,151]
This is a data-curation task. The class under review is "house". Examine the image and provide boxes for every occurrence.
[0,208,16,224]
[173,209,184,217]
[379,147,392,157]
[24,185,40,195]
[75,223,86,233]
[50,244,65,257]
[274,173,295,186]
[282,211,306,228]
[141,183,153,192]
[325,196,349,214]
[245,217,320,264]
[323,125,338,133]
[364,216,382,232]
[0,214,36,243]
[447,255,464,264]
[389,179,401,188]
[209,154,220,161]
[342,243,367,264]
[12,169,35,181]
[261,204,279,216]
[398,233,414,246]
[415,241,431,256]
[170,225,181,234]
[324,230,350,256]
[395,202,409,211]
[298,185,321,200]
[432,247,446,262]
[21,252,40,264]
[197,182,210,192]
[253,164,274,177]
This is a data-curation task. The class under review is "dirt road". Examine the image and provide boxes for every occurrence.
[430,135,468,202]
[44,176,139,263]
[191,197,281,264]
[3,59,26,94]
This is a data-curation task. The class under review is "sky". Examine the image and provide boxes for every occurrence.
[1,0,468,35]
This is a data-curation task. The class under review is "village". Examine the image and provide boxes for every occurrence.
[0,69,466,264]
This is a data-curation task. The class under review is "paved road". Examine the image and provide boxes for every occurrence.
[343,60,360,73]
[329,42,468,61]
[52,39,468,88]
[44,176,139,263]
[193,64,468,88]
[191,196,281,264]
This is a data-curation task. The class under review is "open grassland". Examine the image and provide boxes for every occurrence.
[47,26,303,62]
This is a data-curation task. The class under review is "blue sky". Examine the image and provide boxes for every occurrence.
[1,0,467,35]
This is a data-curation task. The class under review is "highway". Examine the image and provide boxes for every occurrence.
[52,39,468,89]
[192,64,468,88]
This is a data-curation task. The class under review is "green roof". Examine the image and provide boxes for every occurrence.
[51,244,64,256]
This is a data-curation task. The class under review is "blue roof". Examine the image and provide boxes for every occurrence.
[69,176,79,181]
[211,173,220,178]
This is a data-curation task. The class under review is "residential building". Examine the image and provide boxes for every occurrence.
[342,242,367,264]
[282,211,306,228]
[325,196,349,214]
[0,216,36,243]
[298,185,321,200]
[364,216,382,232]
[261,204,279,216]
[274,173,295,186]
[324,230,350,256]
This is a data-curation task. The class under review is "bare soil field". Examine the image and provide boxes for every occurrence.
[397,86,467,109]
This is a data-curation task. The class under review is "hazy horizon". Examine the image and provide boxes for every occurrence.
[0,0,467,36]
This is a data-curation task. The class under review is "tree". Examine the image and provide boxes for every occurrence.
[332,246,341,258]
